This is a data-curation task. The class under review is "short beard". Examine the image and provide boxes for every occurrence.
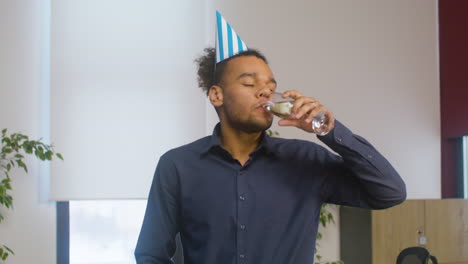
[224,110,273,134]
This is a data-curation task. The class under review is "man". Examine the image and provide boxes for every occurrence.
[135,12,406,264]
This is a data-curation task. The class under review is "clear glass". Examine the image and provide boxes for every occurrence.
[263,92,331,136]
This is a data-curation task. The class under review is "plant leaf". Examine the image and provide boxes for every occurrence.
[17,159,28,173]
[23,142,33,154]
[56,153,63,160]
[2,137,11,144]
[3,148,12,154]
[45,150,53,160]
[3,246,14,255]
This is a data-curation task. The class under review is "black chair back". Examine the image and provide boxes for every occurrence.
[396,247,438,264]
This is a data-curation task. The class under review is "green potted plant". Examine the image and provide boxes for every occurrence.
[0,128,62,262]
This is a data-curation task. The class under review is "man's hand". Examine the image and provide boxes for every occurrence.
[277,90,335,134]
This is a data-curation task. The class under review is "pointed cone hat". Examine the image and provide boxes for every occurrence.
[215,11,248,64]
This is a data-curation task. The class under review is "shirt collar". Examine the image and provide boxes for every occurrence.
[201,123,273,155]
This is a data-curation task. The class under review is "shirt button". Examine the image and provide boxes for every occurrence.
[337,137,342,142]
[240,224,246,230]
[239,195,245,201]
[240,254,245,259]
[367,154,373,159]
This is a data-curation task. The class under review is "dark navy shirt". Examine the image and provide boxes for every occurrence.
[135,120,406,264]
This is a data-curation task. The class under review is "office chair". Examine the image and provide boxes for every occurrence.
[396,247,438,264]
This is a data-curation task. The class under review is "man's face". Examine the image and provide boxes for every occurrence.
[217,55,277,133]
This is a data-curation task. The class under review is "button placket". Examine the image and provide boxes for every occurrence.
[236,169,248,263]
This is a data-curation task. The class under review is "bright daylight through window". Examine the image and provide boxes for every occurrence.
[70,200,147,264]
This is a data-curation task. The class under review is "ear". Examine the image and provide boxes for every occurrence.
[208,85,224,107]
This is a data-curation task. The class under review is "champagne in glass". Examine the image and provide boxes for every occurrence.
[263,92,330,136]
[266,101,294,119]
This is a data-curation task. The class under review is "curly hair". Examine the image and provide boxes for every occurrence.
[194,47,268,95]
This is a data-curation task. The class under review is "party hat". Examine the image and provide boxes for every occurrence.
[215,11,248,64]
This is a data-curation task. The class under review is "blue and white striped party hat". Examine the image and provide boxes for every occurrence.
[215,11,248,64]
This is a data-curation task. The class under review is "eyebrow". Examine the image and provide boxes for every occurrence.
[236,72,277,85]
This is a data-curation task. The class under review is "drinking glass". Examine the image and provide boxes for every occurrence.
[263,92,331,136]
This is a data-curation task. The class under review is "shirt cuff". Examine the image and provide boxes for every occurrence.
[317,119,351,146]
[317,119,377,161]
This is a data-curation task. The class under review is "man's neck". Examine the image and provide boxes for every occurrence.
[219,122,263,166]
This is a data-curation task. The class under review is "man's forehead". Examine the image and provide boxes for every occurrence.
[226,56,274,79]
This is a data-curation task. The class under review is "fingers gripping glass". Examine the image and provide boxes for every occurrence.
[263,92,331,136]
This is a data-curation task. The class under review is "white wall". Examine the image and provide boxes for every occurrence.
[0,1,56,264]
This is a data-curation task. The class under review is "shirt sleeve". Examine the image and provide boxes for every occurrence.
[135,153,181,263]
[317,120,407,209]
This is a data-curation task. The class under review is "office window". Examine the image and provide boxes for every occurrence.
[69,200,147,264]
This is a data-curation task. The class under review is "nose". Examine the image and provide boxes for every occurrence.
[257,86,273,99]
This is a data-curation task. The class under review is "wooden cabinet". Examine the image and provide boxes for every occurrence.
[424,200,468,264]
[371,200,426,264]
[340,199,468,264]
